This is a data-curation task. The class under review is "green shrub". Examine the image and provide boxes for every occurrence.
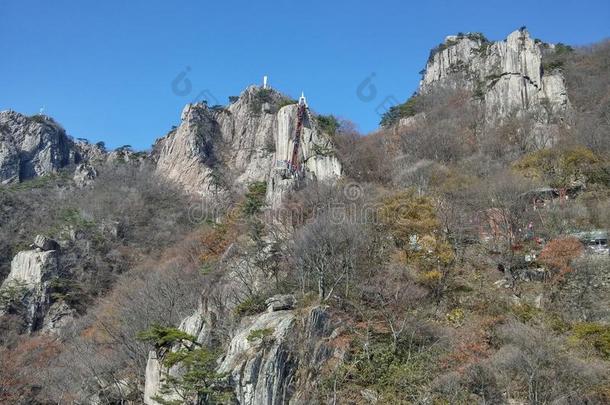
[210,104,226,111]
[246,328,274,342]
[49,277,88,311]
[138,326,233,404]
[571,322,610,359]
[234,294,267,317]
[6,173,62,192]
[29,114,49,124]
[323,333,439,402]
[511,303,540,323]
[555,43,574,55]
[466,32,489,42]
[276,97,297,110]
[250,88,275,114]
[542,59,564,72]
[242,181,267,216]
[155,346,233,404]
[380,95,420,127]
[137,324,197,349]
[0,279,28,308]
[316,114,340,136]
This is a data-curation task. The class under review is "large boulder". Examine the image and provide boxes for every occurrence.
[266,294,297,312]
[33,235,60,251]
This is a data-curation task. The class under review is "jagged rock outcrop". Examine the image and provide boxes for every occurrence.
[0,238,61,332]
[42,300,76,334]
[33,234,61,251]
[218,310,297,405]
[218,305,336,405]
[420,29,570,123]
[73,163,98,187]
[0,111,79,184]
[265,294,297,312]
[144,302,337,405]
[143,304,213,405]
[0,110,114,187]
[153,86,342,204]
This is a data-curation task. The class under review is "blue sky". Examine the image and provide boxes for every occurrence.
[1,0,609,150]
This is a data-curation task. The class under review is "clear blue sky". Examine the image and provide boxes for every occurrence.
[1,0,608,150]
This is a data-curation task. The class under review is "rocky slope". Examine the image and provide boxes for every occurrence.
[144,295,339,405]
[1,84,342,200]
[0,110,109,185]
[153,86,342,205]
[0,235,74,333]
[1,111,76,184]
[420,28,570,123]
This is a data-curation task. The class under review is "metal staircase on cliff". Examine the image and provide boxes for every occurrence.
[274,92,310,180]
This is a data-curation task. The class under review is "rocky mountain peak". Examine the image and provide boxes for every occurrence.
[154,84,342,203]
[420,28,570,123]
[0,110,77,184]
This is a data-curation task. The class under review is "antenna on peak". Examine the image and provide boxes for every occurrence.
[299,91,307,107]
[263,75,268,89]
[39,105,45,115]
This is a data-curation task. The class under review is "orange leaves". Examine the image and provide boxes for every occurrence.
[199,206,243,262]
[538,237,584,276]
[0,335,61,403]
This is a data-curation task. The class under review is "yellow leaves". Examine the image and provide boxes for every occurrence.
[379,190,439,246]
[436,241,455,265]
[430,165,477,194]
[379,189,455,278]
[513,146,603,187]
[418,270,442,288]
[446,308,465,327]
[419,235,454,264]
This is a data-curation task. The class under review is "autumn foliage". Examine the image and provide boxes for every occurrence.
[0,336,61,403]
[538,237,584,276]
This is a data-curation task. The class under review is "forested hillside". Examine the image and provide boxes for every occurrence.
[0,29,608,404]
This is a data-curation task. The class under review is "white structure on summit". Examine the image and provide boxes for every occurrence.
[299,91,307,107]
[263,75,268,89]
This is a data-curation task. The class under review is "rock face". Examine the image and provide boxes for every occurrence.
[73,163,98,187]
[218,305,334,405]
[144,304,336,405]
[265,294,297,312]
[218,310,297,405]
[143,307,211,405]
[33,234,61,251]
[0,246,60,332]
[0,111,79,184]
[153,86,342,204]
[420,29,570,123]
